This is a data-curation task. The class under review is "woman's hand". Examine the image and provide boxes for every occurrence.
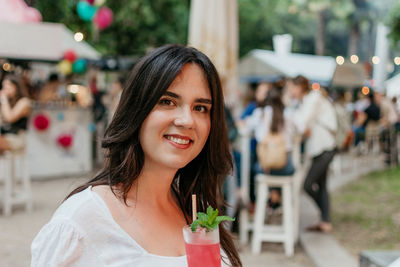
[0,92,8,105]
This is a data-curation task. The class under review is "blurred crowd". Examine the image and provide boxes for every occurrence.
[224,76,400,232]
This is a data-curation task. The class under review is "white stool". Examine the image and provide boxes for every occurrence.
[251,173,299,257]
[0,149,32,216]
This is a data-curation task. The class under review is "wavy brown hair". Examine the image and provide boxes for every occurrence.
[291,75,310,93]
[67,44,242,266]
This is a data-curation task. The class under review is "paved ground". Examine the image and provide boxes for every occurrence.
[1,151,385,267]
[0,174,313,267]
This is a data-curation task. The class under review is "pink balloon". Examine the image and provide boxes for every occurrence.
[94,7,113,30]
[24,7,42,22]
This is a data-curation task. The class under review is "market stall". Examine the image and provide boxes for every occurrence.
[27,103,94,179]
[0,19,101,179]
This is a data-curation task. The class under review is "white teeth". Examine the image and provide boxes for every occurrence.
[166,136,190,145]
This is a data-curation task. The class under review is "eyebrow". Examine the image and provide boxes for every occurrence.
[163,91,212,105]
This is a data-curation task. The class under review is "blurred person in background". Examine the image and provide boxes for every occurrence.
[375,92,398,165]
[0,75,31,153]
[392,97,400,132]
[102,76,125,123]
[240,82,270,119]
[355,91,380,151]
[244,85,297,211]
[38,73,61,103]
[287,75,337,233]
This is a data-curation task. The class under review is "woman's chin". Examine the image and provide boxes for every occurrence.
[161,158,193,170]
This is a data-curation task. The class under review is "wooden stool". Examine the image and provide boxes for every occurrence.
[0,149,32,216]
[251,173,299,257]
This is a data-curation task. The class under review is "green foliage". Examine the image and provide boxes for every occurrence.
[238,0,317,56]
[34,0,189,56]
[386,2,400,49]
[191,206,235,232]
[33,0,387,58]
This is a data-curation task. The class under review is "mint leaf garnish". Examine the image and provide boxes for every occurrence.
[191,206,235,232]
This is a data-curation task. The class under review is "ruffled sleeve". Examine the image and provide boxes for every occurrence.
[31,219,84,267]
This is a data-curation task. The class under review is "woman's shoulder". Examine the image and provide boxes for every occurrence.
[51,187,104,224]
[15,97,31,112]
[17,97,31,105]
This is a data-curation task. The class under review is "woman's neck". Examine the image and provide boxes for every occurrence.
[128,163,178,209]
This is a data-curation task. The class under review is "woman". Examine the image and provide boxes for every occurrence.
[31,45,242,267]
[0,75,31,153]
[287,75,337,233]
[245,86,296,209]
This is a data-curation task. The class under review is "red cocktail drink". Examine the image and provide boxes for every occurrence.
[183,226,221,267]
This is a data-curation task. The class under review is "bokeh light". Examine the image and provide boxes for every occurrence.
[394,57,400,66]
[350,55,359,64]
[361,86,370,95]
[372,56,380,65]
[336,56,345,65]
[2,63,11,71]
[311,83,320,91]
[74,32,84,42]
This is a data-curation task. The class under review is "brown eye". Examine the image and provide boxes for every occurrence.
[159,98,174,106]
[194,105,209,113]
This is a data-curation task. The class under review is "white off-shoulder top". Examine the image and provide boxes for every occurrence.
[31,187,231,267]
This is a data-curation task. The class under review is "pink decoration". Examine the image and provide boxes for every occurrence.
[57,134,73,148]
[85,0,95,4]
[33,114,50,131]
[24,7,42,22]
[64,50,77,62]
[0,0,42,23]
[94,7,113,30]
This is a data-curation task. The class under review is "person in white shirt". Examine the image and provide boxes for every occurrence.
[287,75,337,233]
[31,45,241,267]
[245,86,297,208]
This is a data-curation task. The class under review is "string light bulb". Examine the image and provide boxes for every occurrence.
[350,55,359,64]
[336,56,345,65]
[372,56,380,65]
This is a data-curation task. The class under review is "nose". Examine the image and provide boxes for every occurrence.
[174,106,194,129]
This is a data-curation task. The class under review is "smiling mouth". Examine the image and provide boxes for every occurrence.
[164,135,193,145]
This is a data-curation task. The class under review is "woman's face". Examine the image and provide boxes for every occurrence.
[139,63,212,171]
[1,79,17,98]
[287,81,302,99]
[255,83,269,103]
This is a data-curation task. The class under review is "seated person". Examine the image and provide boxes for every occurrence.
[0,75,31,153]
[245,87,297,210]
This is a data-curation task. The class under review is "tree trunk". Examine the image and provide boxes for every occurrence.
[348,22,360,57]
[315,10,326,55]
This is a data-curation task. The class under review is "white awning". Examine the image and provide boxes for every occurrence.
[239,49,336,85]
[0,22,100,61]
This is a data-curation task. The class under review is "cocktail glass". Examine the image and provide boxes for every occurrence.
[182,225,221,267]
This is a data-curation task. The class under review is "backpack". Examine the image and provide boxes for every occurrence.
[257,132,287,171]
[333,103,352,151]
[256,108,287,171]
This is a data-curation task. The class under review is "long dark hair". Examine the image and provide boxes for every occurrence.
[2,74,28,106]
[265,87,285,133]
[67,44,242,267]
